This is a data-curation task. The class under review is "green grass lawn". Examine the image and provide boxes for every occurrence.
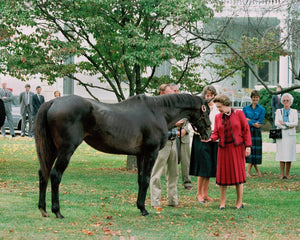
[0,136,299,239]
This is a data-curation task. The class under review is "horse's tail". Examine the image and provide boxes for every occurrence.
[0,99,5,128]
[34,100,56,181]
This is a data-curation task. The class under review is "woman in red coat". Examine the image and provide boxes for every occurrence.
[204,94,252,210]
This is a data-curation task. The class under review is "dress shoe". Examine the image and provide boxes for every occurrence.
[152,206,162,211]
[219,207,225,210]
[168,204,179,208]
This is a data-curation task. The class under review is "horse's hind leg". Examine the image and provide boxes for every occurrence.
[38,169,49,217]
[38,154,56,217]
[51,143,80,219]
[136,150,158,216]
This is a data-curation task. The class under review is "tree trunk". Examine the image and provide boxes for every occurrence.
[126,155,137,171]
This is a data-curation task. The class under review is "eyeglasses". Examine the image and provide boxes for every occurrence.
[283,100,290,102]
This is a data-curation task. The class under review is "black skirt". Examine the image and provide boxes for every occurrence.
[189,134,218,177]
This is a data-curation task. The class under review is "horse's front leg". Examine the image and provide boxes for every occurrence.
[136,151,158,216]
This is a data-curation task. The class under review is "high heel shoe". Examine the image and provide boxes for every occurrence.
[196,196,206,204]
[234,204,244,210]
[219,206,225,210]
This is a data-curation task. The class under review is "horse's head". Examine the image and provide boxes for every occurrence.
[189,97,212,140]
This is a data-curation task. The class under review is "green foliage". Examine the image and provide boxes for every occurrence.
[259,88,300,123]
[0,0,220,101]
[259,88,274,123]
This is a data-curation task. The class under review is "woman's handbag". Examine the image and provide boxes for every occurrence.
[269,128,282,139]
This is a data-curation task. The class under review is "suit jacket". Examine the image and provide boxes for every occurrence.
[275,108,298,136]
[0,88,14,112]
[271,95,283,114]
[32,94,45,115]
[211,109,252,148]
[19,91,34,114]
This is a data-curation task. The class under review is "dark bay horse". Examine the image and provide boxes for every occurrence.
[34,93,211,218]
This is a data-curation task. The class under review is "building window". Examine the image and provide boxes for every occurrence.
[258,62,269,82]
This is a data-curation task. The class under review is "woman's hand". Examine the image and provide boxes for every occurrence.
[253,122,262,128]
[245,147,251,157]
[279,120,285,125]
[201,138,212,143]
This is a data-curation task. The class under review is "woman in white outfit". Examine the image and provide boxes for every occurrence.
[275,93,298,179]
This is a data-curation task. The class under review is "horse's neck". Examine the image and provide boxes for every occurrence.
[155,94,199,127]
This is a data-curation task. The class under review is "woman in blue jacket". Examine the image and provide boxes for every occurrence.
[243,90,265,178]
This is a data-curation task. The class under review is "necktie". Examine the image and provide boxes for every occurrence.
[5,90,7,96]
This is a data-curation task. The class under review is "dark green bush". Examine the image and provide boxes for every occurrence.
[259,88,300,123]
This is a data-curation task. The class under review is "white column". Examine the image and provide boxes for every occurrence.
[278,17,292,88]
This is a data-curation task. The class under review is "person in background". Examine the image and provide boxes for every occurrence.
[150,84,179,211]
[170,83,192,190]
[19,84,34,137]
[243,90,265,178]
[204,94,252,210]
[54,90,61,98]
[0,81,16,137]
[32,86,45,122]
[275,93,298,179]
[271,85,283,143]
[190,85,219,203]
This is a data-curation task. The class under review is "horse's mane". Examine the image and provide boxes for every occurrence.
[120,93,200,111]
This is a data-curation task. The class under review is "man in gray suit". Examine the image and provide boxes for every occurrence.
[19,84,34,137]
[32,86,45,122]
[0,81,16,137]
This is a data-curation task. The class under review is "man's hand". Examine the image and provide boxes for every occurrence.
[177,129,186,138]
[175,119,184,128]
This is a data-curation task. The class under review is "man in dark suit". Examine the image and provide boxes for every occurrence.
[271,85,284,143]
[0,81,16,137]
[19,84,34,137]
[32,86,45,122]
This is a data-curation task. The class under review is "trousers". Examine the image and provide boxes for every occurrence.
[150,140,178,207]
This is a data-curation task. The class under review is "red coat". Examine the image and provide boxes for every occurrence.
[211,109,252,148]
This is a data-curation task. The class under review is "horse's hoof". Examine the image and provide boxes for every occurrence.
[55,212,65,219]
[141,210,149,216]
[39,208,49,217]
